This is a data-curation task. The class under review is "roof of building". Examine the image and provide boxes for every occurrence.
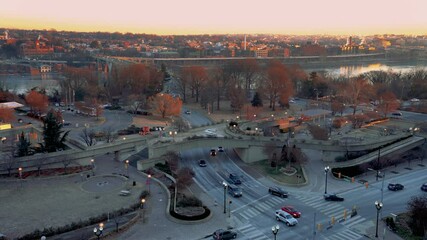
[0,102,24,109]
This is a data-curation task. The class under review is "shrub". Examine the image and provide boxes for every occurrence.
[177,195,202,207]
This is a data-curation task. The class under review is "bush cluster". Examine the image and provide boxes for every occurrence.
[177,195,202,208]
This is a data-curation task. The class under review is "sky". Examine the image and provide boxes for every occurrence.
[1,0,426,35]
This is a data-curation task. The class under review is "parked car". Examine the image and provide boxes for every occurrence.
[228,184,242,198]
[391,112,403,117]
[212,229,237,240]
[199,159,207,167]
[228,173,242,185]
[324,194,344,201]
[281,206,301,218]
[185,110,191,114]
[268,186,288,198]
[410,98,420,102]
[421,183,427,192]
[275,209,298,226]
[388,183,404,191]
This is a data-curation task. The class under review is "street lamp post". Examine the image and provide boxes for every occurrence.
[375,201,383,238]
[228,200,232,218]
[93,223,104,240]
[125,160,129,177]
[324,166,330,194]
[222,182,227,214]
[272,225,280,240]
[140,198,146,221]
[90,159,95,176]
[147,174,152,194]
[376,147,381,181]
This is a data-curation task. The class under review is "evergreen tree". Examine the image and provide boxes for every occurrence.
[251,92,263,107]
[17,132,31,157]
[42,110,69,152]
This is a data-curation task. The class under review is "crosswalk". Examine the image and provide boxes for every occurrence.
[237,223,270,240]
[232,194,366,240]
[323,228,363,240]
[234,196,285,221]
[294,195,365,223]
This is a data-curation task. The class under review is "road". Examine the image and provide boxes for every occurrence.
[177,145,427,240]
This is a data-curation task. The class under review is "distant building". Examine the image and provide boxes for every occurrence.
[254,49,268,57]
[20,36,54,57]
[301,42,327,56]
[39,65,52,73]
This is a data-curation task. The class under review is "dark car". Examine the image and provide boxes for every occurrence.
[210,149,217,157]
[199,159,207,167]
[228,184,242,198]
[324,194,344,201]
[268,186,288,198]
[212,229,237,240]
[229,173,242,185]
[388,183,404,191]
[281,206,301,218]
[185,110,191,114]
[421,183,427,192]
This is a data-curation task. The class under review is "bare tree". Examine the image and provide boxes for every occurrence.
[176,167,194,190]
[35,154,46,176]
[60,155,74,174]
[80,127,97,146]
[163,151,179,174]
[307,124,329,140]
[263,142,278,169]
[172,117,189,132]
[103,126,116,143]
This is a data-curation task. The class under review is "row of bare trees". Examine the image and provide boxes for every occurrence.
[176,59,305,113]
[175,60,427,115]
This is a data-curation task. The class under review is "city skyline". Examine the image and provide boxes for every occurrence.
[1,0,426,36]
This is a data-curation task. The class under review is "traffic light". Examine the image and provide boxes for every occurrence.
[365,182,369,188]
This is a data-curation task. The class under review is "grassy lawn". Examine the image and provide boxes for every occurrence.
[250,160,306,185]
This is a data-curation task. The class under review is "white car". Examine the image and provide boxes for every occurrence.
[204,129,217,136]
[410,98,420,102]
[275,210,298,226]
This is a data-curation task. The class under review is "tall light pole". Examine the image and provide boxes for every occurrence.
[222,182,227,214]
[228,200,232,218]
[375,201,383,238]
[376,147,381,181]
[91,159,95,176]
[272,225,280,240]
[140,198,146,221]
[324,166,330,194]
[93,223,104,240]
[125,160,129,177]
[147,174,152,194]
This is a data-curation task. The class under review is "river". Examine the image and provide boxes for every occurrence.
[0,60,426,94]
[0,72,63,94]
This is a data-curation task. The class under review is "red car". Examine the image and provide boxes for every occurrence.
[281,206,301,218]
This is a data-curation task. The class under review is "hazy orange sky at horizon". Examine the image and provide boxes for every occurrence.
[1,0,426,35]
